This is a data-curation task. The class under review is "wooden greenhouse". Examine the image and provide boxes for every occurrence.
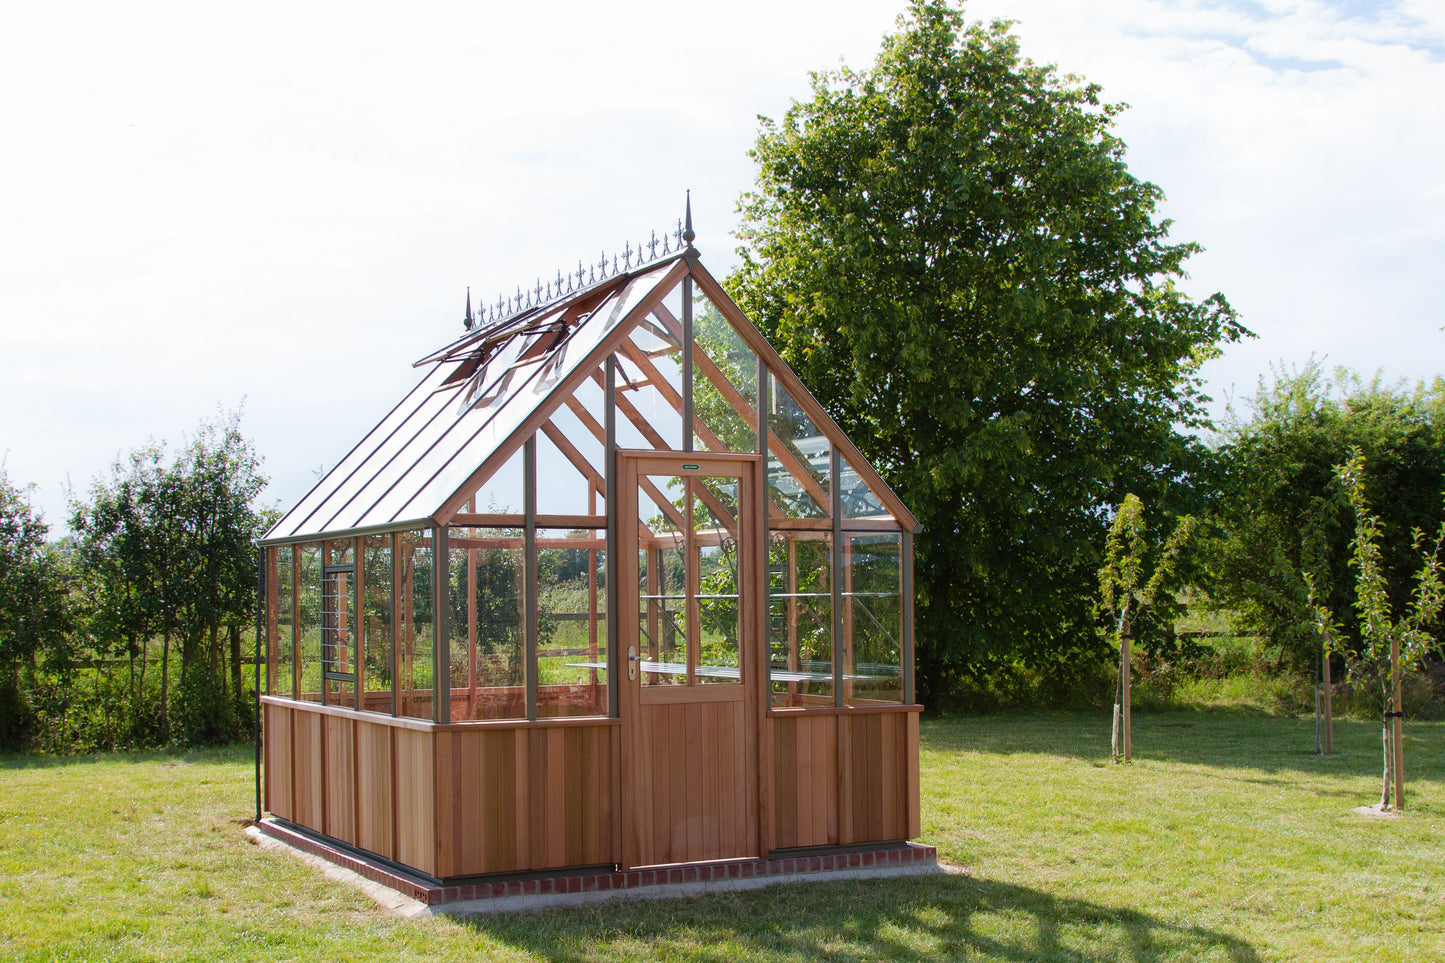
[258,221,921,883]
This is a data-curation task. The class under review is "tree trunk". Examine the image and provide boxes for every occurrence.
[1121,625,1133,764]
[1380,718,1392,810]
[1391,634,1405,810]
[1321,643,1334,756]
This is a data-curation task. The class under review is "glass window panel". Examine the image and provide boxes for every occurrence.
[547,405,606,515]
[637,473,743,687]
[469,444,523,516]
[692,294,759,454]
[396,530,435,720]
[271,545,294,697]
[536,527,609,717]
[768,532,833,707]
[614,342,683,451]
[536,430,593,516]
[638,478,686,686]
[325,538,354,568]
[766,374,830,518]
[840,453,889,520]
[844,534,902,705]
[296,543,323,703]
[362,534,393,714]
[693,488,740,685]
[448,526,525,721]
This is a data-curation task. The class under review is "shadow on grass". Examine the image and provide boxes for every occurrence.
[922,707,1445,781]
[464,873,1259,963]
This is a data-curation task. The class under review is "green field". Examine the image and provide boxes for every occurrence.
[2,709,1441,962]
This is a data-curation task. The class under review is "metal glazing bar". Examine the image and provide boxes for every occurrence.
[389,533,399,717]
[525,435,538,722]
[291,549,301,700]
[605,355,619,719]
[832,445,843,702]
[435,526,450,724]
[759,355,770,695]
[353,537,363,712]
[682,273,693,452]
[831,448,843,707]
[902,530,915,705]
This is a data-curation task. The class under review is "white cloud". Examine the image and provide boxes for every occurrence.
[2,0,1441,527]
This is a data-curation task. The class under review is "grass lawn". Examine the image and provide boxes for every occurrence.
[2,709,1442,962]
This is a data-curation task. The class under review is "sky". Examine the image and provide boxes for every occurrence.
[2,0,1442,532]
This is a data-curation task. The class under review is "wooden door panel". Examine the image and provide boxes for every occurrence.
[619,453,762,869]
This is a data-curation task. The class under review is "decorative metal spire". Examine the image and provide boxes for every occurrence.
[465,216,689,328]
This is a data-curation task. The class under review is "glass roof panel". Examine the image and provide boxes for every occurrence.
[266,362,451,539]
[386,265,680,524]
[328,329,540,531]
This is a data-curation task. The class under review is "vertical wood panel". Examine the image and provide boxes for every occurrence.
[292,711,324,831]
[264,704,294,821]
[432,731,454,878]
[545,727,566,867]
[355,720,393,858]
[878,713,898,842]
[323,715,357,845]
[394,727,435,876]
[513,728,530,870]
[836,714,854,845]
[718,703,737,858]
[906,711,920,839]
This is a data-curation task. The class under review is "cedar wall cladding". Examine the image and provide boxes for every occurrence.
[264,701,620,878]
[262,698,920,878]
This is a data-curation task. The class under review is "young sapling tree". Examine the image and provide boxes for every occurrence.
[1099,493,1194,763]
[1311,451,1445,810]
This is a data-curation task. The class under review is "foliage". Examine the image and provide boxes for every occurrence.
[65,408,272,747]
[1309,450,1445,807]
[1212,361,1445,670]
[1098,494,1195,648]
[729,1,1246,704]
[0,469,75,748]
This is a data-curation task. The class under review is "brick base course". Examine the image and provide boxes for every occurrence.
[256,818,937,907]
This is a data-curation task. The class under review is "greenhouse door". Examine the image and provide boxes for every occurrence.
[617,452,763,869]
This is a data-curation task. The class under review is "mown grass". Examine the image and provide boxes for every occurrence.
[1,708,1442,961]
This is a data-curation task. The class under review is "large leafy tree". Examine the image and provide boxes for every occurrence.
[1212,363,1445,670]
[729,1,1247,704]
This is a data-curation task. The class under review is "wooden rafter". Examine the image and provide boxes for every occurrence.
[587,368,740,534]
[563,391,687,533]
[684,260,921,533]
[652,303,832,514]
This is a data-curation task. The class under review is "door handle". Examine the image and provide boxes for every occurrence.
[628,645,638,680]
